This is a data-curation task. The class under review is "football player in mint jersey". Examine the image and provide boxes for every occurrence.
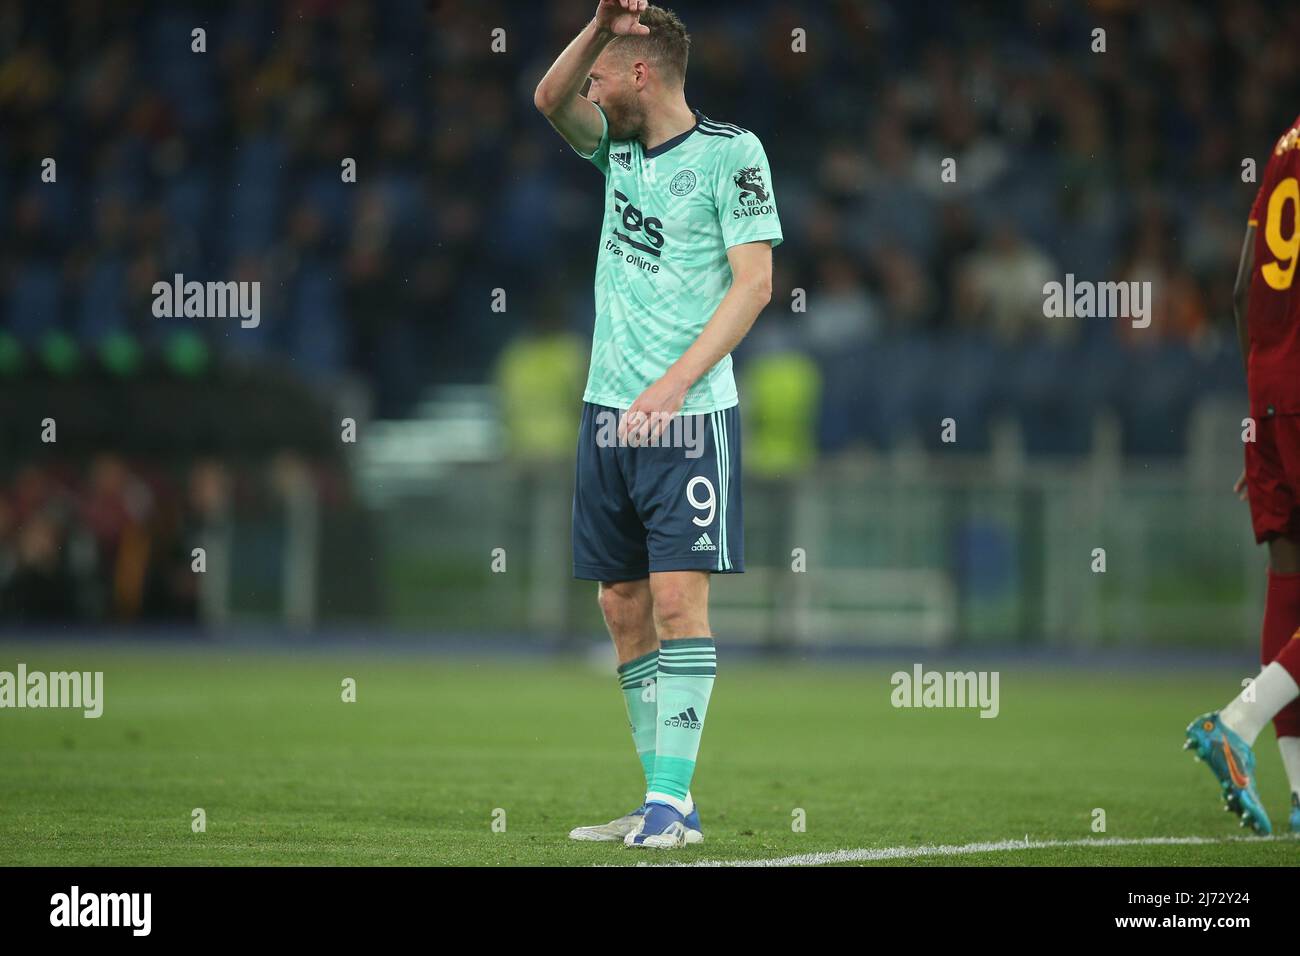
[534,0,782,848]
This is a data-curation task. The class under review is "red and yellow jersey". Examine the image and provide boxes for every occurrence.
[1248,113,1300,416]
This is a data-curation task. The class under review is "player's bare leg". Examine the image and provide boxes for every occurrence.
[626,571,714,848]
[1186,534,1300,834]
[650,569,711,640]
[1266,535,1300,575]
[1261,537,1300,831]
[598,578,657,664]
[570,578,672,842]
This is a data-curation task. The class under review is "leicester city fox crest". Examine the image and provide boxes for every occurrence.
[670,168,697,196]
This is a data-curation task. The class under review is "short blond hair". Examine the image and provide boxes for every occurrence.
[609,5,690,85]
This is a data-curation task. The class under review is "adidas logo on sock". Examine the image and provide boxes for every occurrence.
[664,707,702,730]
[691,533,717,553]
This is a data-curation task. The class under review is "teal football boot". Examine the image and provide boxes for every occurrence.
[1184,712,1272,835]
[1290,792,1300,834]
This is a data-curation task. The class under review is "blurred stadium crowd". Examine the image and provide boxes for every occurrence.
[0,455,215,624]
[1,1,1293,427]
[1,0,1298,625]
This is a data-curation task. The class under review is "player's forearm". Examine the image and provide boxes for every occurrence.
[1234,296,1250,375]
[1233,226,1255,376]
[533,18,613,113]
[664,279,772,393]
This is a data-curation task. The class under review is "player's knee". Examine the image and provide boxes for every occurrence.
[651,586,706,638]
[598,583,649,637]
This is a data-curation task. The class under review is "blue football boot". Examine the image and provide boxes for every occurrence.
[1184,712,1272,835]
[572,792,702,843]
[624,792,704,849]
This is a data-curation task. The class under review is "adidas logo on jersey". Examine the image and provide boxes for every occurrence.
[691,533,717,552]
[611,150,632,170]
[665,707,702,730]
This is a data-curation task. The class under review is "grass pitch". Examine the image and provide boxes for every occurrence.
[1,642,1296,866]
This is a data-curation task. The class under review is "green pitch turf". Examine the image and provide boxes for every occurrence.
[0,643,1296,866]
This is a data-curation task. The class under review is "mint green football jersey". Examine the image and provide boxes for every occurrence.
[570,103,783,413]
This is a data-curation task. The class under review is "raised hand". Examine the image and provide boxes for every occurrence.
[595,0,651,37]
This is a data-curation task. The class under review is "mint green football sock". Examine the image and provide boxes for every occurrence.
[647,638,716,808]
[617,649,660,792]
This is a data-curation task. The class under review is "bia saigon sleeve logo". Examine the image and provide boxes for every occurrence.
[732,166,773,217]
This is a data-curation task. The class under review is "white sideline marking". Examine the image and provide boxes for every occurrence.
[636,834,1292,867]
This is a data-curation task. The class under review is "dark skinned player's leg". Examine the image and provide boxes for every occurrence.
[1185,417,1300,834]
[1262,537,1300,814]
[1220,534,1300,746]
[1267,535,1300,574]
[1207,534,1300,816]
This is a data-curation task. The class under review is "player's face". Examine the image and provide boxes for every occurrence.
[587,54,644,141]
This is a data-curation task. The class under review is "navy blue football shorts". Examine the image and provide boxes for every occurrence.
[572,402,743,582]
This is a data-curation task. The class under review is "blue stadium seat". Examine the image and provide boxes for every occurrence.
[1115,344,1198,456]
[817,341,871,453]
[301,173,353,246]
[923,334,1002,454]
[999,340,1095,456]
[165,169,213,236]
[76,259,127,344]
[150,14,219,132]
[860,338,937,449]
[288,263,345,377]
[1198,344,1247,400]
[224,136,285,256]
[7,265,63,344]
